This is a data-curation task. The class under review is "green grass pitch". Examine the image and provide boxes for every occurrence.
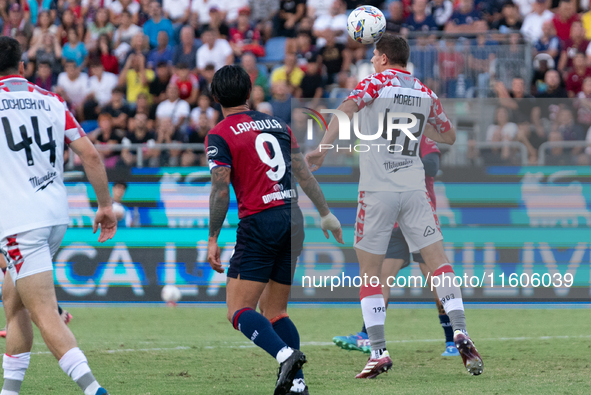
[2,306,590,394]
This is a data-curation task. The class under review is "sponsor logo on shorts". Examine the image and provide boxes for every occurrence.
[423,226,435,237]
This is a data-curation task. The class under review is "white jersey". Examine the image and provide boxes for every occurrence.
[0,75,85,239]
[346,68,452,193]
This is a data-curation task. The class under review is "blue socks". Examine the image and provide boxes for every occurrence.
[439,314,454,343]
[272,315,303,380]
[232,308,289,360]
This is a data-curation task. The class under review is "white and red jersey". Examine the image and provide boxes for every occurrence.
[0,75,85,239]
[346,68,452,193]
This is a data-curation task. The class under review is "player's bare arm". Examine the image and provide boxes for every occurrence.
[69,136,117,243]
[207,166,231,273]
[424,123,456,145]
[292,152,344,244]
[305,99,359,172]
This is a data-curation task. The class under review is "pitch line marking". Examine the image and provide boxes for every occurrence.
[28,334,591,355]
[30,346,191,355]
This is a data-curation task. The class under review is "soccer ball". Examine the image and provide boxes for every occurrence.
[112,202,125,219]
[161,285,182,304]
[347,5,386,45]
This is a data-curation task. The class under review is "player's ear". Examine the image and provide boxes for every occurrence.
[18,61,24,77]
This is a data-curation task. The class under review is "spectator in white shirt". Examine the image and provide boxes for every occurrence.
[56,60,89,111]
[521,0,554,43]
[114,10,142,59]
[313,0,348,46]
[163,0,191,26]
[196,29,234,72]
[190,94,219,130]
[307,0,332,18]
[87,60,119,107]
[156,84,191,131]
[110,0,141,25]
[191,0,221,25]
[225,0,249,23]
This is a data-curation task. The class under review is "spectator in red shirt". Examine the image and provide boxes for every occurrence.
[170,63,199,105]
[566,52,591,97]
[229,7,265,58]
[97,34,119,74]
[558,21,590,74]
[552,0,578,42]
[439,39,465,97]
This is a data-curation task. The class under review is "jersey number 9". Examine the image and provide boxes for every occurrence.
[255,133,286,181]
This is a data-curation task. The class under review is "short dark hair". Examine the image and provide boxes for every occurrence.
[211,65,252,108]
[114,180,128,188]
[0,36,22,75]
[375,33,410,67]
[112,86,126,95]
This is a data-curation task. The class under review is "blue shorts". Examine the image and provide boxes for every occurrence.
[384,227,424,268]
[228,206,305,285]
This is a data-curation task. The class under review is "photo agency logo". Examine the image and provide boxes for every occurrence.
[302,107,419,153]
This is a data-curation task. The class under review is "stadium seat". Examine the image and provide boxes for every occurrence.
[80,120,98,134]
[259,37,287,65]
[257,63,269,78]
[329,87,350,100]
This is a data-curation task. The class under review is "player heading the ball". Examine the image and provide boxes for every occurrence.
[306,33,484,378]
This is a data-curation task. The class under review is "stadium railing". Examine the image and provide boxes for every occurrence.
[68,143,206,168]
[438,141,528,166]
[400,31,532,99]
[73,141,528,168]
[537,141,591,165]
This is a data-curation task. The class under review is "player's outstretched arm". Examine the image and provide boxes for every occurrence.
[69,136,117,242]
[207,166,231,273]
[292,152,344,244]
[305,99,359,172]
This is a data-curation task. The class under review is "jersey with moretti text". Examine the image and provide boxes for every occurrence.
[0,75,86,239]
[206,110,300,219]
[346,68,452,193]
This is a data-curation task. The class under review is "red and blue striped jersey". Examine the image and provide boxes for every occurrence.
[206,110,300,219]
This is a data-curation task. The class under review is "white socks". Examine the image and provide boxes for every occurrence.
[433,264,467,332]
[1,352,30,395]
[360,284,387,352]
[290,378,306,393]
[59,348,100,395]
[275,346,294,364]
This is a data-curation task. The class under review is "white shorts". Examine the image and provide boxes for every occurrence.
[354,190,442,255]
[0,225,67,284]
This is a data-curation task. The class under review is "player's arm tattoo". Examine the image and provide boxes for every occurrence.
[209,166,231,239]
[291,152,330,217]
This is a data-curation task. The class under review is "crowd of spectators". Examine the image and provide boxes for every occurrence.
[2,0,591,167]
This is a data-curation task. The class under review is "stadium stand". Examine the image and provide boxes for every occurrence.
[3,0,591,167]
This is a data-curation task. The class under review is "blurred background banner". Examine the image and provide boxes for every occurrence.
[36,161,591,302]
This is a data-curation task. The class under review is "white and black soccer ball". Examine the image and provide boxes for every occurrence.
[161,285,182,304]
[347,5,386,45]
